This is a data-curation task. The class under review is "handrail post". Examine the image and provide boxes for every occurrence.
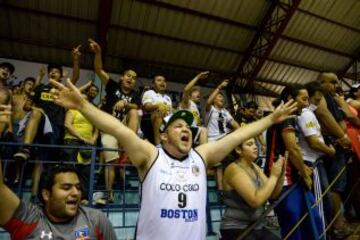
[88,146,97,206]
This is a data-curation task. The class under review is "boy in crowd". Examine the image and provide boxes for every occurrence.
[205,79,239,190]
[178,71,209,145]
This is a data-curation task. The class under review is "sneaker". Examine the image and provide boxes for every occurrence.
[13,149,30,161]
[93,191,105,206]
[95,197,107,206]
[94,191,114,205]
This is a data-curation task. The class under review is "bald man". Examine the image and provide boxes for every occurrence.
[314,72,352,237]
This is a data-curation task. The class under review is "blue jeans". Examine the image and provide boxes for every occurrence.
[322,140,347,193]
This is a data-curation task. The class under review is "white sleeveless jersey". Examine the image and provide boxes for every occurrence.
[136,147,207,240]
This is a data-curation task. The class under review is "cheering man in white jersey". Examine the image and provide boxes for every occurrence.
[50,79,297,240]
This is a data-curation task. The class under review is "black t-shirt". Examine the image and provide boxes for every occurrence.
[324,93,344,122]
[265,118,299,185]
[101,79,140,121]
[238,116,255,127]
[30,84,65,126]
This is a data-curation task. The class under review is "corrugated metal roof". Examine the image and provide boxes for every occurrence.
[258,60,320,85]
[257,82,284,95]
[0,0,359,99]
[299,0,360,30]
[7,0,99,21]
[284,11,360,55]
[0,2,96,69]
[160,0,268,25]
[0,7,96,51]
[0,40,72,66]
[270,39,351,72]
[112,0,255,52]
[107,28,241,72]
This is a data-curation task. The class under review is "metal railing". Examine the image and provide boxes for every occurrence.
[0,141,358,239]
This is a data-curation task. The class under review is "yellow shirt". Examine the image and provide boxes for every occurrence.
[64,110,95,164]
[64,110,94,140]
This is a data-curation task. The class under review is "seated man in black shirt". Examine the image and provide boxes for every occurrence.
[89,38,140,203]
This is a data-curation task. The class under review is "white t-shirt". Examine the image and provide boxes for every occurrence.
[297,107,325,162]
[142,89,172,115]
[206,106,234,142]
[136,148,207,240]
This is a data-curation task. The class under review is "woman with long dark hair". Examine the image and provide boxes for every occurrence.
[220,138,286,240]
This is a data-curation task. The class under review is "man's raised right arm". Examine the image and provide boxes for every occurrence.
[82,101,156,169]
[181,71,209,107]
[206,79,228,110]
[51,80,157,171]
[88,39,110,85]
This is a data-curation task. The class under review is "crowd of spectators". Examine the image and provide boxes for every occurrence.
[0,38,359,239]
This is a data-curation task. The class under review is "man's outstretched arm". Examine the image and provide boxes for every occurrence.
[181,71,208,107]
[51,80,157,173]
[196,100,297,167]
[88,39,110,86]
[206,79,228,110]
